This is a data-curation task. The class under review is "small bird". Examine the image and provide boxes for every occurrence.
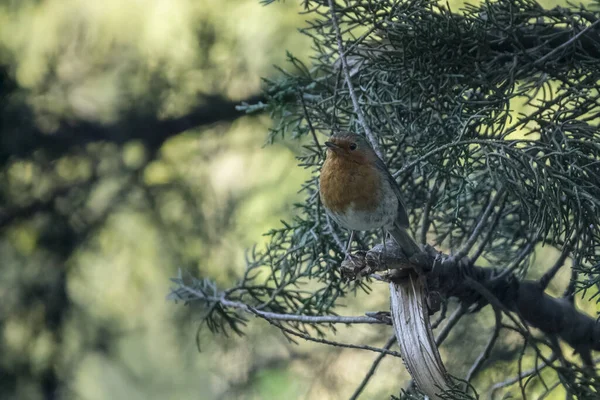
[319,132,419,257]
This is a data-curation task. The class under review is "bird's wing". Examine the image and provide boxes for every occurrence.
[373,156,410,228]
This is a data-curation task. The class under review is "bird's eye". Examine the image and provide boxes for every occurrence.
[349,143,357,151]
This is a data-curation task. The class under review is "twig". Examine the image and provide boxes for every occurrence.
[431,300,448,330]
[493,241,536,281]
[465,303,502,384]
[420,176,443,245]
[392,139,535,178]
[454,188,506,261]
[261,314,404,358]
[299,91,323,155]
[327,0,382,158]
[490,350,600,399]
[563,267,578,302]
[436,304,468,346]
[487,355,558,399]
[537,380,562,400]
[463,277,528,339]
[518,338,529,399]
[349,335,397,400]
[176,285,388,325]
[539,232,576,290]
[470,197,507,263]
[534,20,600,66]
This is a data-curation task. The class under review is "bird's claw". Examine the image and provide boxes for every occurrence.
[340,251,369,281]
[365,311,392,324]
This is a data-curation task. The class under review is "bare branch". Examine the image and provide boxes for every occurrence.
[493,241,536,281]
[435,304,468,346]
[539,232,577,290]
[349,335,397,400]
[464,277,528,338]
[261,315,403,358]
[563,267,578,302]
[465,305,502,384]
[299,91,323,155]
[175,284,388,325]
[5,93,265,163]
[420,176,443,246]
[470,197,507,264]
[390,276,454,399]
[454,188,506,261]
[533,20,600,66]
[431,300,448,330]
[327,0,382,157]
[486,355,561,399]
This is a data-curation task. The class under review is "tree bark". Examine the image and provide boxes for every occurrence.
[390,275,452,399]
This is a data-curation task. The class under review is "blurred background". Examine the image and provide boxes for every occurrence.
[0,0,595,399]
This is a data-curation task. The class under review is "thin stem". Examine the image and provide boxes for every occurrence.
[465,304,502,384]
[455,188,506,261]
[464,277,529,338]
[534,20,600,66]
[539,230,577,290]
[431,300,448,330]
[299,90,323,155]
[420,175,443,245]
[261,314,404,358]
[393,139,535,178]
[563,267,578,302]
[178,285,388,325]
[487,355,558,398]
[493,241,536,282]
[327,0,382,158]
[436,304,468,346]
[470,197,507,263]
[537,381,561,400]
[349,335,397,400]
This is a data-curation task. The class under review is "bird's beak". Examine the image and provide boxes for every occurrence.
[325,141,340,153]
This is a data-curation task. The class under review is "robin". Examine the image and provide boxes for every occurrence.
[319,132,420,257]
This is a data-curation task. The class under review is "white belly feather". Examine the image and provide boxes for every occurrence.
[327,181,399,231]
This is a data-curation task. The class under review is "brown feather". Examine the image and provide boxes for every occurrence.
[319,152,381,213]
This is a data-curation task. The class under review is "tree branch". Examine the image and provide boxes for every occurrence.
[465,301,502,384]
[0,185,74,229]
[258,315,403,358]
[347,242,600,359]
[454,188,506,261]
[435,304,468,346]
[2,93,264,163]
[487,355,558,399]
[532,20,600,66]
[349,335,397,400]
[390,275,454,399]
[539,231,577,290]
[171,284,389,325]
[327,0,382,157]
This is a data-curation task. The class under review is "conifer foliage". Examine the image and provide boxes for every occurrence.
[171,0,600,398]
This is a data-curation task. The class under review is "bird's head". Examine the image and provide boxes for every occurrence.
[324,132,377,164]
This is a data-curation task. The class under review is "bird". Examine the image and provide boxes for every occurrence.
[318,132,420,257]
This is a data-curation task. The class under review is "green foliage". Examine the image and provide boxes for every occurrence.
[181,0,600,398]
[193,0,600,330]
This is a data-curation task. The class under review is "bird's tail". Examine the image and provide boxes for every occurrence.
[388,224,421,257]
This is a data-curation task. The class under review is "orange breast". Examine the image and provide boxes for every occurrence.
[319,156,382,214]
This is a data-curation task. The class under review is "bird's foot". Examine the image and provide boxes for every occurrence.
[365,311,392,325]
[340,251,369,281]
